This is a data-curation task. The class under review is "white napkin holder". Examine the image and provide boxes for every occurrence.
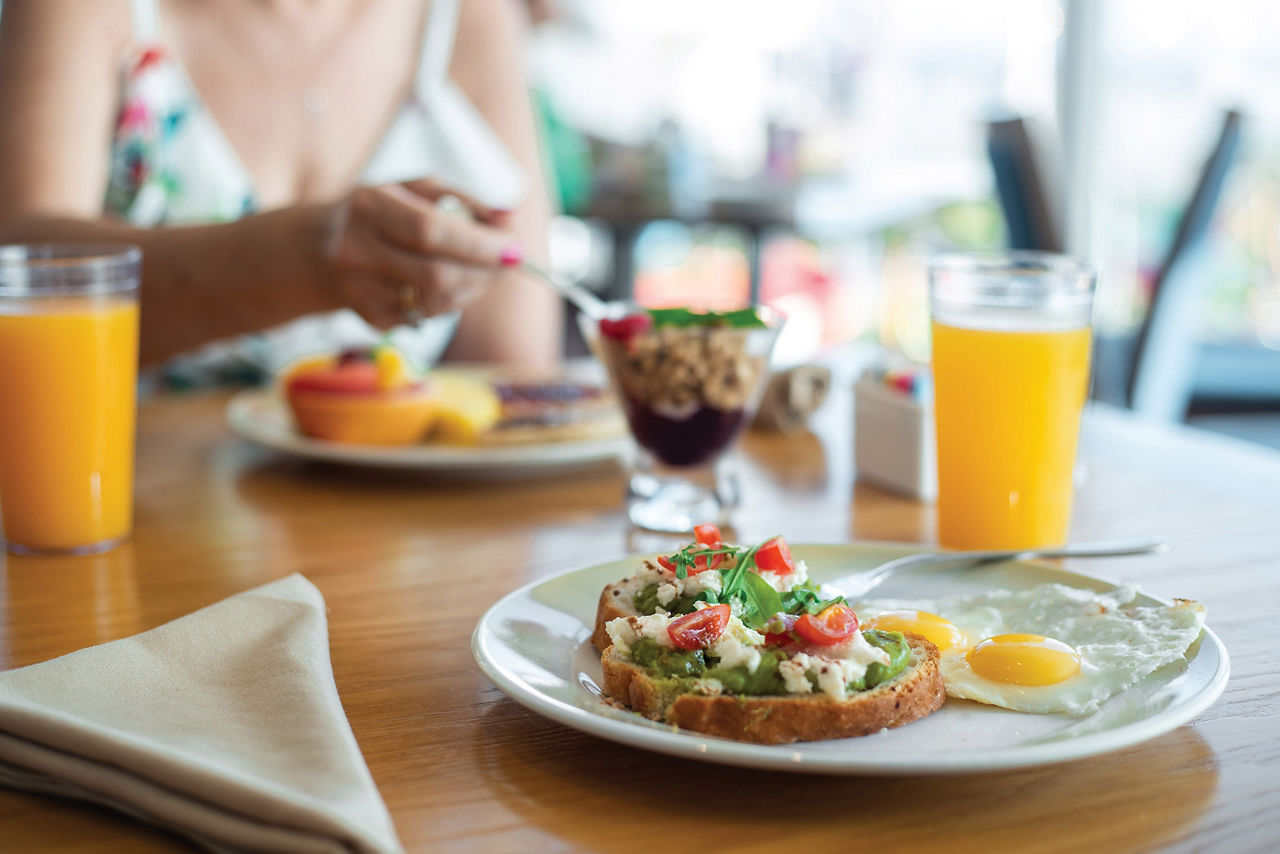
[854,369,937,502]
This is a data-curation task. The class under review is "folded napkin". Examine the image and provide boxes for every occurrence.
[0,574,404,854]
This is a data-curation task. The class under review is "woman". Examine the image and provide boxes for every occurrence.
[0,0,561,368]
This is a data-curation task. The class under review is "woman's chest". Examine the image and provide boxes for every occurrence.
[164,0,428,208]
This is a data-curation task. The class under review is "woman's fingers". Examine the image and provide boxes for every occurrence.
[332,218,489,320]
[413,261,486,316]
[327,183,516,328]
[399,178,509,225]
[351,184,521,267]
[336,269,403,330]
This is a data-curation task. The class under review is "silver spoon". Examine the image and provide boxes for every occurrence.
[519,260,609,321]
[821,537,1168,601]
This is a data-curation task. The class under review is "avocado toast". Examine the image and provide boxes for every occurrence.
[596,526,946,744]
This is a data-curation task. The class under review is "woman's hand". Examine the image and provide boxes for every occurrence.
[321,179,523,328]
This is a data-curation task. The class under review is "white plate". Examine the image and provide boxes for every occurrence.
[226,389,628,476]
[472,542,1229,775]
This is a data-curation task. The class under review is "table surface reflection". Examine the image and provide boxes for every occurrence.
[1,385,1277,853]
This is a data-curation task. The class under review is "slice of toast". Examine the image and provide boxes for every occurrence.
[592,576,647,651]
[601,635,945,744]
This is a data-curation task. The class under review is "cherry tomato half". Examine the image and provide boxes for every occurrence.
[691,551,729,574]
[656,549,727,575]
[667,604,732,650]
[794,604,859,646]
[693,523,722,548]
[754,536,795,575]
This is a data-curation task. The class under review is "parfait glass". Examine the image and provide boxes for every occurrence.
[580,305,782,532]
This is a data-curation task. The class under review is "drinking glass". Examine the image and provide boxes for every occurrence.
[929,252,1096,549]
[0,245,141,554]
[581,305,781,532]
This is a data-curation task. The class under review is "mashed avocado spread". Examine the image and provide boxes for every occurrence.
[634,583,700,617]
[629,629,910,697]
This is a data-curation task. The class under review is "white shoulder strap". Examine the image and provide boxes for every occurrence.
[415,0,462,94]
[129,0,160,43]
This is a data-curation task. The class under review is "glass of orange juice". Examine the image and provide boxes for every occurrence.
[0,245,140,555]
[928,252,1096,550]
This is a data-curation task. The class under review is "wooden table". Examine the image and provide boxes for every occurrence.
[1,387,1278,853]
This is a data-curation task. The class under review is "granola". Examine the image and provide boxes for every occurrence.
[602,325,765,412]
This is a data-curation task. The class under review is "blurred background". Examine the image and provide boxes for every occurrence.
[526,0,1280,448]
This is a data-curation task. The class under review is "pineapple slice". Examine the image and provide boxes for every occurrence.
[428,372,502,443]
[374,345,417,390]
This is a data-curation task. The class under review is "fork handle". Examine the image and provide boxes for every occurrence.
[835,537,1168,600]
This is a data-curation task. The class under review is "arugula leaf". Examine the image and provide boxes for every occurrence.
[647,307,767,329]
[670,545,742,583]
[779,580,848,616]
[719,544,760,604]
[740,571,784,627]
[667,543,740,581]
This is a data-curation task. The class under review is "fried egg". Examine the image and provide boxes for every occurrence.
[858,583,1205,715]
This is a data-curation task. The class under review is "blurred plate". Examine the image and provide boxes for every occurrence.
[472,542,1229,775]
[226,389,628,476]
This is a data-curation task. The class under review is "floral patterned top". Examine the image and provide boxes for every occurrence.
[105,45,258,226]
[104,0,524,383]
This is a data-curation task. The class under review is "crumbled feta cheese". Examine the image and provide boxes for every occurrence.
[708,617,766,673]
[684,570,723,597]
[605,612,674,651]
[821,630,891,667]
[691,678,724,697]
[656,582,679,606]
[778,631,892,700]
[757,560,809,593]
[792,560,809,586]
[711,634,761,673]
[812,659,848,699]
[636,559,671,587]
[778,657,813,694]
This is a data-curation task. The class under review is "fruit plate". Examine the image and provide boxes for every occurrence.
[226,389,628,476]
[472,542,1229,775]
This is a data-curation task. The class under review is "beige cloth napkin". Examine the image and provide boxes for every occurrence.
[0,574,404,854]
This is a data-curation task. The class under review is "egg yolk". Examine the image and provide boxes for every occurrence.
[966,634,1081,686]
[864,610,965,652]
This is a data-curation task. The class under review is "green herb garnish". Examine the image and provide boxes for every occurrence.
[648,307,767,329]
[717,543,771,628]
[667,544,742,580]
[780,580,848,616]
[654,534,845,631]
[740,571,784,625]
[718,543,760,602]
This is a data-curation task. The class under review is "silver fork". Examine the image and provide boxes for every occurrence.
[821,537,1168,601]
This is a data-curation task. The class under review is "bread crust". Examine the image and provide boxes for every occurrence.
[592,579,643,651]
[601,635,945,744]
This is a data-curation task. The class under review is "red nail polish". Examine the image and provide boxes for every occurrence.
[500,245,524,267]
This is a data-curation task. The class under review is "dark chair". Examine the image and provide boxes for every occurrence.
[1125,110,1242,419]
[986,117,1061,253]
[987,110,1245,421]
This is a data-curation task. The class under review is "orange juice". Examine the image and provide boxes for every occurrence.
[0,297,139,552]
[932,320,1092,549]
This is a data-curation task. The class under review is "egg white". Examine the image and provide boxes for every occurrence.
[857,583,1205,715]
